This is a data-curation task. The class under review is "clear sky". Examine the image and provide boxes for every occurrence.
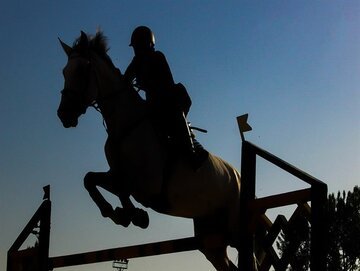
[1,1,359,270]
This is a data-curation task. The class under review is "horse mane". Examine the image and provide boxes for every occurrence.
[72,30,120,73]
[71,30,145,103]
[73,31,109,55]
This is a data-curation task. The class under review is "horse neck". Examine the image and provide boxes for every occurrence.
[91,54,146,136]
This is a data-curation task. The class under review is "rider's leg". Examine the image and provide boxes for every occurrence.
[172,111,212,171]
[172,111,195,155]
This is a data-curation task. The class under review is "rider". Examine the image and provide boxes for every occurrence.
[124,26,198,168]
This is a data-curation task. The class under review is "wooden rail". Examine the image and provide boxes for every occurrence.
[249,188,311,211]
[49,235,225,269]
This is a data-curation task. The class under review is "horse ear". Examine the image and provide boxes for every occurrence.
[80,31,88,47]
[58,38,72,57]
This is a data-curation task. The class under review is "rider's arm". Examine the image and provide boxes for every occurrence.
[124,58,136,85]
[153,51,175,90]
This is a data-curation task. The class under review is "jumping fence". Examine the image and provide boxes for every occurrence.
[7,115,328,270]
[237,114,328,270]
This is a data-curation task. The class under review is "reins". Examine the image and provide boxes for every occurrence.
[89,55,148,139]
[90,101,109,132]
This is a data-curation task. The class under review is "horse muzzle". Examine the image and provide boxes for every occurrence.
[57,109,79,128]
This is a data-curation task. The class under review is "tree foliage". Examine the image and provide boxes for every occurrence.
[327,186,360,270]
[276,186,360,270]
[276,214,310,271]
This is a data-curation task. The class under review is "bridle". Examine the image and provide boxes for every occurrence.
[60,50,148,137]
[60,52,94,115]
[60,50,115,130]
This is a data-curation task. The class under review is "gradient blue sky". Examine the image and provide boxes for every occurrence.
[1,1,359,270]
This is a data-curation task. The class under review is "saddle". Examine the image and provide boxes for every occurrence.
[164,124,209,170]
[143,119,209,213]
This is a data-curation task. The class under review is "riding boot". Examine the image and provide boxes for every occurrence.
[173,111,203,171]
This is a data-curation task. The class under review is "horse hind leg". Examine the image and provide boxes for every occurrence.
[200,246,238,271]
[194,216,237,271]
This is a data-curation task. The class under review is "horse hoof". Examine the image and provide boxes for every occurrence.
[100,205,114,218]
[131,208,149,229]
[111,207,131,227]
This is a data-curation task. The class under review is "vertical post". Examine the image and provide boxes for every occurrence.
[310,183,327,271]
[238,141,256,270]
[39,198,51,271]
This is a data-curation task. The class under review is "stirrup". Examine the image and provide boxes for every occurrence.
[189,124,207,134]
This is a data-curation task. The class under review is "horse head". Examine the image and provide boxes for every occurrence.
[57,31,113,128]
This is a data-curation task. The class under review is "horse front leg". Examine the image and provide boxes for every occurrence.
[84,171,149,228]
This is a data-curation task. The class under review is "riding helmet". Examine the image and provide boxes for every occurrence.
[129,26,155,48]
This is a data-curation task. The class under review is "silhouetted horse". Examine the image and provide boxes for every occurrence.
[57,31,241,271]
